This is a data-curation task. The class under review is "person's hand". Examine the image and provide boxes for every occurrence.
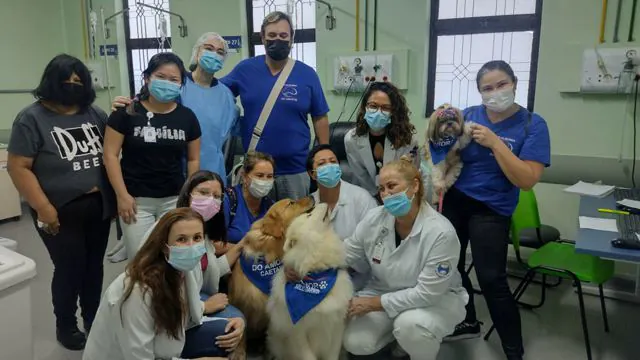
[284,266,302,282]
[347,296,381,318]
[117,194,137,224]
[216,317,245,351]
[111,96,133,112]
[37,203,60,236]
[470,124,501,149]
[204,293,228,314]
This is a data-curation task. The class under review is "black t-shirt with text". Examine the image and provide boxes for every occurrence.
[108,102,201,198]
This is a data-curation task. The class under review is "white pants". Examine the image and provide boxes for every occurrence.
[343,291,466,360]
[121,196,177,258]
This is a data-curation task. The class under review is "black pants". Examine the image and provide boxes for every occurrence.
[442,188,523,357]
[31,192,111,331]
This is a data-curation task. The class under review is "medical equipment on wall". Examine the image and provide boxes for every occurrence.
[100,2,188,99]
[613,0,623,43]
[581,48,640,93]
[89,10,98,58]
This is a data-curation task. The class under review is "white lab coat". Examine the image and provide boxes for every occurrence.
[311,180,378,240]
[140,221,232,329]
[83,273,187,360]
[344,128,419,196]
[344,203,467,318]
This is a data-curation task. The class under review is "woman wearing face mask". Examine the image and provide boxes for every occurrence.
[7,54,116,351]
[84,208,244,360]
[218,151,275,254]
[137,170,246,358]
[110,32,238,184]
[441,60,550,360]
[103,52,202,260]
[344,82,419,200]
[340,158,467,360]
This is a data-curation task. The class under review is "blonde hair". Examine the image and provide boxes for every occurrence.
[387,156,424,203]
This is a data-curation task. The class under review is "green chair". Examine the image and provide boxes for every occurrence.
[483,231,614,360]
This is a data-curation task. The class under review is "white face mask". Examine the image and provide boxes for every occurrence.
[248,177,274,198]
[481,87,515,113]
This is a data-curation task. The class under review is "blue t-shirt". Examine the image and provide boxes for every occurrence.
[220,56,330,175]
[181,75,239,185]
[455,106,551,216]
[223,184,274,243]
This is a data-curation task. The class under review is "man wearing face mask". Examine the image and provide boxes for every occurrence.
[220,11,330,201]
[441,60,550,360]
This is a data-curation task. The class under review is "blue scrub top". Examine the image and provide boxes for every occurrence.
[220,55,330,175]
[455,105,551,216]
[223,184,274,243]
[181,74,239,184]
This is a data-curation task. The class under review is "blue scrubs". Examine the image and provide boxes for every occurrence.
[220,55,329,175]
[223,184,274,243]
[455,105,551,216]
[181,74,239,184]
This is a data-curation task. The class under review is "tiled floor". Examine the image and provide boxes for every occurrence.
[1,208,639,360]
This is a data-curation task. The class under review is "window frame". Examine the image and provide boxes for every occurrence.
[122,0,172,97]
[244,0,316,58]
[425,0,543,116]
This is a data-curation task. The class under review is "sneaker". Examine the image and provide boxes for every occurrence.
[443,321,482,342]
[56,327,86,351]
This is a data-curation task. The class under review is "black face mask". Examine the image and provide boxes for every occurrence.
[265,39,291,61]
[59,83,87,106]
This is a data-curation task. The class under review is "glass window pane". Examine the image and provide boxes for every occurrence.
[252,0,316,33]
[433,31,532,110]
[126,0,171,39]
[253,41,316,70]
[438,0,536,20]
[130,48,173,94]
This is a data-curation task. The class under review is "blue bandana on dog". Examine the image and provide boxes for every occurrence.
[429,136,457,165]
[239,255,283,295]
[285,268,338,324]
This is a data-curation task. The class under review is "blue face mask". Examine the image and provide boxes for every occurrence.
[149,79,181,103]
[167,242,206,272]
[364,109,391,131]
[199,50,224,74]
[316,163,342,188]
[383,189,414,217]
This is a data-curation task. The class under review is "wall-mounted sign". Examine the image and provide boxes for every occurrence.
[223,36,242,53]
[99,44,118,56]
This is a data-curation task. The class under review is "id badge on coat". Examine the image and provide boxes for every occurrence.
[372,241,385,264]
[143,126,156,143]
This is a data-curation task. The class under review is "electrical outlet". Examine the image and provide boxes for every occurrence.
[334,54,394,91]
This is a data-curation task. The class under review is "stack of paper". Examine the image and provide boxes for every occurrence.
[578,216,619,232]
[617,199,640,210]
[564,181,616,198]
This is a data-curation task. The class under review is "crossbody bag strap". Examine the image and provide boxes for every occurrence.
[248,58,296,152]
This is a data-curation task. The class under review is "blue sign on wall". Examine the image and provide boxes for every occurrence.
[99,44,118,56]
[223,36,242,53]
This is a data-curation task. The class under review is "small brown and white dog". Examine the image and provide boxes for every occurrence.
[266,203,353,360]
[423,103,474,205]
[228,197,315,359]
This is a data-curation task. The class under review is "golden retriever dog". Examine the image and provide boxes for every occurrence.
[266,203,354,360]
[228,196,315,359]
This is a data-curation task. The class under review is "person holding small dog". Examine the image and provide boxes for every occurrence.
[441,60,550,360]
[344,82,419,199]
[341,158,468,360]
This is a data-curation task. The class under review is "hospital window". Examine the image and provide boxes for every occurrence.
[425,0,543,115]
[122,0,173,96]
[246,0,317,70]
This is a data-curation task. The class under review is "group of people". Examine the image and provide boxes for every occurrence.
[6,8,550,360]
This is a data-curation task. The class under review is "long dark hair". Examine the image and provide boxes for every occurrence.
[127,52,187,114]
[33,54,96,108]
[121,208,203,339]
[177,170,227,242]
[355,82,416,149]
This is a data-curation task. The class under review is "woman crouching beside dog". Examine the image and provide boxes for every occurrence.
[340,158,468,360]
[83,208,238,360]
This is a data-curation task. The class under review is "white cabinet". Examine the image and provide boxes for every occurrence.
[0,149,22,221]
